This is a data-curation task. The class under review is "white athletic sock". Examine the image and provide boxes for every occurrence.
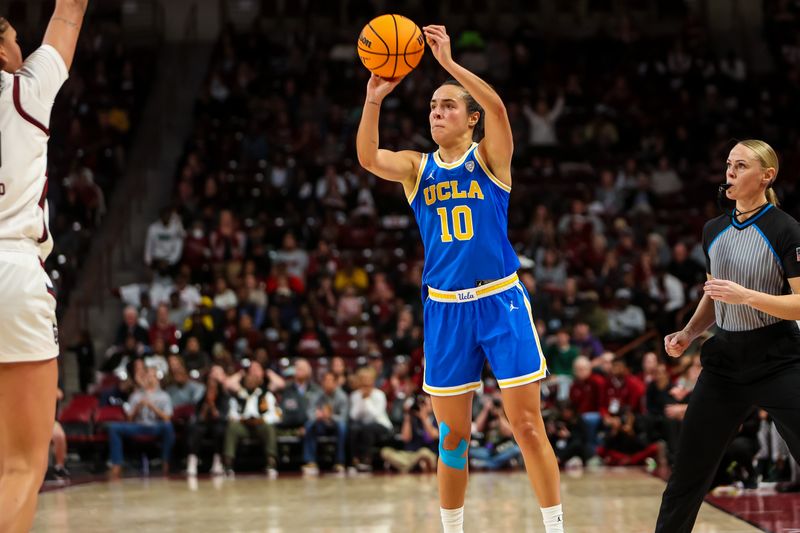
[186,454,198,476]
[440,506,464,533]
[541,504,564,533]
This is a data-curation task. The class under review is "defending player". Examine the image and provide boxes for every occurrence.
[356,24,563,533]
[0,2,87,532]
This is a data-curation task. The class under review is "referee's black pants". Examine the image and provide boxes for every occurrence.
[656,321,800,533]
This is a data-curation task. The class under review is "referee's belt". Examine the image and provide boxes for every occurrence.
[427,272,519,303]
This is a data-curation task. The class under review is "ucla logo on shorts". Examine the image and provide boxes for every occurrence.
[458,292,475,301]
[465,161,475,173]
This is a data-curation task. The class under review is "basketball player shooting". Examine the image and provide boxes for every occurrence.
[356,23,563,533]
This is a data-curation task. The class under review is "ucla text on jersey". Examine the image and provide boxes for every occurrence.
[408,142,519,292]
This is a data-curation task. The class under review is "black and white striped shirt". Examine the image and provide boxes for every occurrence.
[703,204,800,331]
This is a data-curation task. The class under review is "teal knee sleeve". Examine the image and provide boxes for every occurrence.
[438,422,468,470]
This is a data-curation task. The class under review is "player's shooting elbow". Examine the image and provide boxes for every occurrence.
[356,151,371,169]
[356,149,377,172]
[485,99,507,119]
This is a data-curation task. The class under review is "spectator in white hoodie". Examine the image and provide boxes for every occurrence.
[144,207,185,270]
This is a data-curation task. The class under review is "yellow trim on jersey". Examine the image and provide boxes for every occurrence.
[407,153,428,204]
[433,142,478,169]
[427,273,519,303]
[496,368,547,388]
[423,381,482,397]
[495,283,547,388]
[518,282,545,355]
[473,147,511,193]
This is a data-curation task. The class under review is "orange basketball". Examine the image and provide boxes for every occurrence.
[357,14,425,79]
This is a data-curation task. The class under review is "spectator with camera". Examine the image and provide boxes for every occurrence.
[470,390,523,471]
[381,393,438,473]
[546,403,589,468]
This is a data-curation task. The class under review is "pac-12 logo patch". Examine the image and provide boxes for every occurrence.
[52,323,59,345]
[465,161,475,173]
[796,246,800,262]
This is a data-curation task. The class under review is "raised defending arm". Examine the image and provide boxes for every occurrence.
[43,0,88,71]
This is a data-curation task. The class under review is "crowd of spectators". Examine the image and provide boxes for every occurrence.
[58,0,800,490]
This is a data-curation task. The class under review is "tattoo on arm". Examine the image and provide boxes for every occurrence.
[52,16,79,28]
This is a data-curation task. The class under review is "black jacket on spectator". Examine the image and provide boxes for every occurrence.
[114,323,149,347]
[279,382,322,428]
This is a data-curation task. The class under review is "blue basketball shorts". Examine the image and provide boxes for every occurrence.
[421,272,548,397]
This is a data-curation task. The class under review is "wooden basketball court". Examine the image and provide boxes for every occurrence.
[32,469,761,532]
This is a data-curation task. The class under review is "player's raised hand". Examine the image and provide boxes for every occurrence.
[664,329,692,358]
[422,25,452,66]
[366,73,406,103]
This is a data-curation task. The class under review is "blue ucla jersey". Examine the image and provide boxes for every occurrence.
[408,142,520,291]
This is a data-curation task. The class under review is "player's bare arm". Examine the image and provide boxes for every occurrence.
[43,0,88,70]
[356,73,421,197]
[423,24,513,187]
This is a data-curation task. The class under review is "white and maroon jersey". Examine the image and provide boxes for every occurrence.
[0,45,68,260]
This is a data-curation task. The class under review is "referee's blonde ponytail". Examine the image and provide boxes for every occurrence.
[766,187,779,206]
[738,139,780,206]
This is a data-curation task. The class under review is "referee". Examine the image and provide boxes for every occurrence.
[656,139,800,532]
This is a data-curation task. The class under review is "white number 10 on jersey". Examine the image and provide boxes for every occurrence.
[436,206,474,242]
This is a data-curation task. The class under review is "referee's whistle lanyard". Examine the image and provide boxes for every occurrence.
[717,182,770,222]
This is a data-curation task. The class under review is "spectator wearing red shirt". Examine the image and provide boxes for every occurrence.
[209,210,246,263]
[570,356,607,457]
[266,260,305,295]
[606,358,646,416]
[181,220,211,274]
[290,316,332,358]
[149,303,178,348]
[306,239,338,279]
